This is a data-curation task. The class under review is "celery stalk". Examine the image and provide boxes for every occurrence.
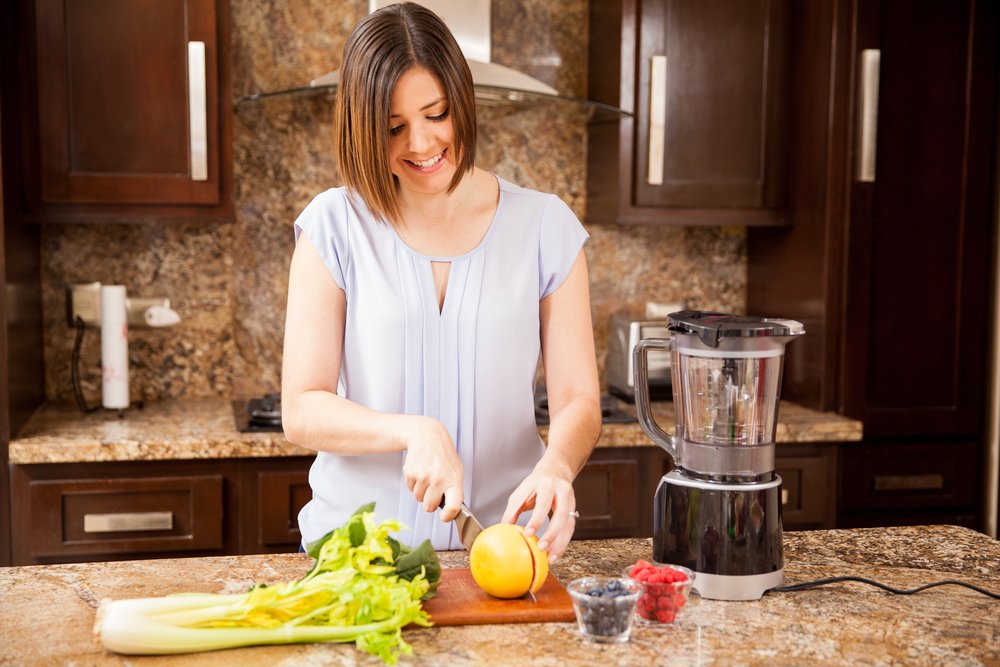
[93,505,439,665]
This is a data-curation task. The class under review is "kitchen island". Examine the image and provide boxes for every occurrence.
[1,525,996,666]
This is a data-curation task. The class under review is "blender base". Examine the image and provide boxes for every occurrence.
[691,569,783,601]
[653,471,785,601]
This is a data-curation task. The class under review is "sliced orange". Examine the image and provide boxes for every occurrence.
[469,524,549,599]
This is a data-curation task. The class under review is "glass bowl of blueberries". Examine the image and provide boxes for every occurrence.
[566,576,643,643]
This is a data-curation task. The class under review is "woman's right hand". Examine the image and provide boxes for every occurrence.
[402,416,464,520]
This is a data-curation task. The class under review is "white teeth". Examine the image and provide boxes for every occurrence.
[411,152,443,168]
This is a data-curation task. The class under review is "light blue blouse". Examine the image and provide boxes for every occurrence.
[293,175,588,550]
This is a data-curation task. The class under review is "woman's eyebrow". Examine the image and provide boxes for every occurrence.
[390,98,446,118]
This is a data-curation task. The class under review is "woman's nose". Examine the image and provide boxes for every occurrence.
[408,122,432,153]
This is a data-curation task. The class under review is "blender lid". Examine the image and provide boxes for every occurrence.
[667,310,805,348]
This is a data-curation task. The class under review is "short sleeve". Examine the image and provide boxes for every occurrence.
[538,195,589,299]
[293,189,350,291]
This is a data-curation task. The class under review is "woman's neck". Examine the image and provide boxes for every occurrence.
[393,168,499,257]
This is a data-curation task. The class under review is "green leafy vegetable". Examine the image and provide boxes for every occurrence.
[94,503,441,665]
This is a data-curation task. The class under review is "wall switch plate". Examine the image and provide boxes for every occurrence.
[66,282,102,327]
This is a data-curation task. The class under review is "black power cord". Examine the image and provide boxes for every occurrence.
[72,316,99,414]
[773,576,1000,599]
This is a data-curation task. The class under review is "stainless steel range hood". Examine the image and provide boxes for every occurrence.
[236,0,628,118]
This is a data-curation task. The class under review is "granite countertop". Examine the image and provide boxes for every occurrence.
[0,525,995,665]
[9,397,862,465]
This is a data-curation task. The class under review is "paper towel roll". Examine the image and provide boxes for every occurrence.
[100,285,130,409]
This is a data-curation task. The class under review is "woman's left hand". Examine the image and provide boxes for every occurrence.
[501,462,578,562]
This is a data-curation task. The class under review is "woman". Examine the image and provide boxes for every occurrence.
[281,2,600,562]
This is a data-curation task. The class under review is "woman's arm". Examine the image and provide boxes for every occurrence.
[502,248,602,559]
[280,235,465,516]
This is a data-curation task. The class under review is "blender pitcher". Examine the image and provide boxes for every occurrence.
[633,310,804,600]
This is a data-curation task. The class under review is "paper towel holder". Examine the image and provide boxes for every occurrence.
[67,282,183,415]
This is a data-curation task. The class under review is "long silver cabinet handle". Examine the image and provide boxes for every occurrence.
[84,511,174,533]
[188,41,208,182]
[873,474,944,492]
[646,55,667,186]
[857,48,880,182]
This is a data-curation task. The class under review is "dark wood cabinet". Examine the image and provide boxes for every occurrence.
[839,440,980,521]
[573,447,671,539]
[240,458,312,554]
[775,444,838,530]
[586,0,790,225]
[9,458,318,565]
[19,0,232,222]
[11,460,241,564]
[748,0,998,529]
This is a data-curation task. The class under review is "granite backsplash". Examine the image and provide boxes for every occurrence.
[39,0,746,404]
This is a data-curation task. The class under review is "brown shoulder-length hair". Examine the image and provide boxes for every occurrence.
[335,2,477,225]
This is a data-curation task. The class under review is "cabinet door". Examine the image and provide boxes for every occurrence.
[587,0,790,225]
[240,458,313,554]
[573,447,671,539]
[841,0,998,437]
[32,0,231,217]
[774,444,837,530]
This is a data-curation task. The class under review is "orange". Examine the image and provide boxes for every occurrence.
[469,524,549,599]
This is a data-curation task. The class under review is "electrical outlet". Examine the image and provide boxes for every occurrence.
[66,282,102,327]
[66,285,172,328]
[645,301,686,319]
[127,297,171,327]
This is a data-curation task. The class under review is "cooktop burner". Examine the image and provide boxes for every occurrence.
[233,394,283,433]
[234,391,639,432]
[534,392,637,425]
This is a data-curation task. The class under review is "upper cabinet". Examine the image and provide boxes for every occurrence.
[22,0,232,223]
[587,0,790,225]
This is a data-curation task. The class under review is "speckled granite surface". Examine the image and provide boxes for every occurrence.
[8,398,860,465]
[1,526,996,665]
[39,0,747,406]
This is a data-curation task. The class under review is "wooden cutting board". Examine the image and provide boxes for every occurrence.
[418,568,576,626]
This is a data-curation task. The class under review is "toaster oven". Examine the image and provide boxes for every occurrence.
[606,316,673,401]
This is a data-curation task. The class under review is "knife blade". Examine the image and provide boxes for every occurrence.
[439,499,484,551]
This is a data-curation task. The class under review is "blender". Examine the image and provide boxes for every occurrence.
[633,310,804,600]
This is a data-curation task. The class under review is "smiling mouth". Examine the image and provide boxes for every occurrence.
[407,149,446,169]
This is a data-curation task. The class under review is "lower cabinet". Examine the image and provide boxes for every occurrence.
[775,444,838,530]
[8,443,844,565]
[9,458,306,565]
[837,440,980,529]
[240,459,312,554]
[573,447,672,539]
[10,460,242,565]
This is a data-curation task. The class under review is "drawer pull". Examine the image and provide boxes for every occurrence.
[873,474,944,492]
[83,511,174,533]
[781,489,789,505]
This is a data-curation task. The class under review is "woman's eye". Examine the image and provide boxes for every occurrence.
[428,108,450,122]
[389,125,404,136]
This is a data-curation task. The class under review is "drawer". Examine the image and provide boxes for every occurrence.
[839,441,979,511]
[10,461,238,564]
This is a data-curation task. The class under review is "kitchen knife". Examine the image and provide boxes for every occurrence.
[439,499,484,551]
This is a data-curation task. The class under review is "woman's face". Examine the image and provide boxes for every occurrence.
[387,66,459,197]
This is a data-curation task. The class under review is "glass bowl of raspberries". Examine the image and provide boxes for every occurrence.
[623,560,695,625]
